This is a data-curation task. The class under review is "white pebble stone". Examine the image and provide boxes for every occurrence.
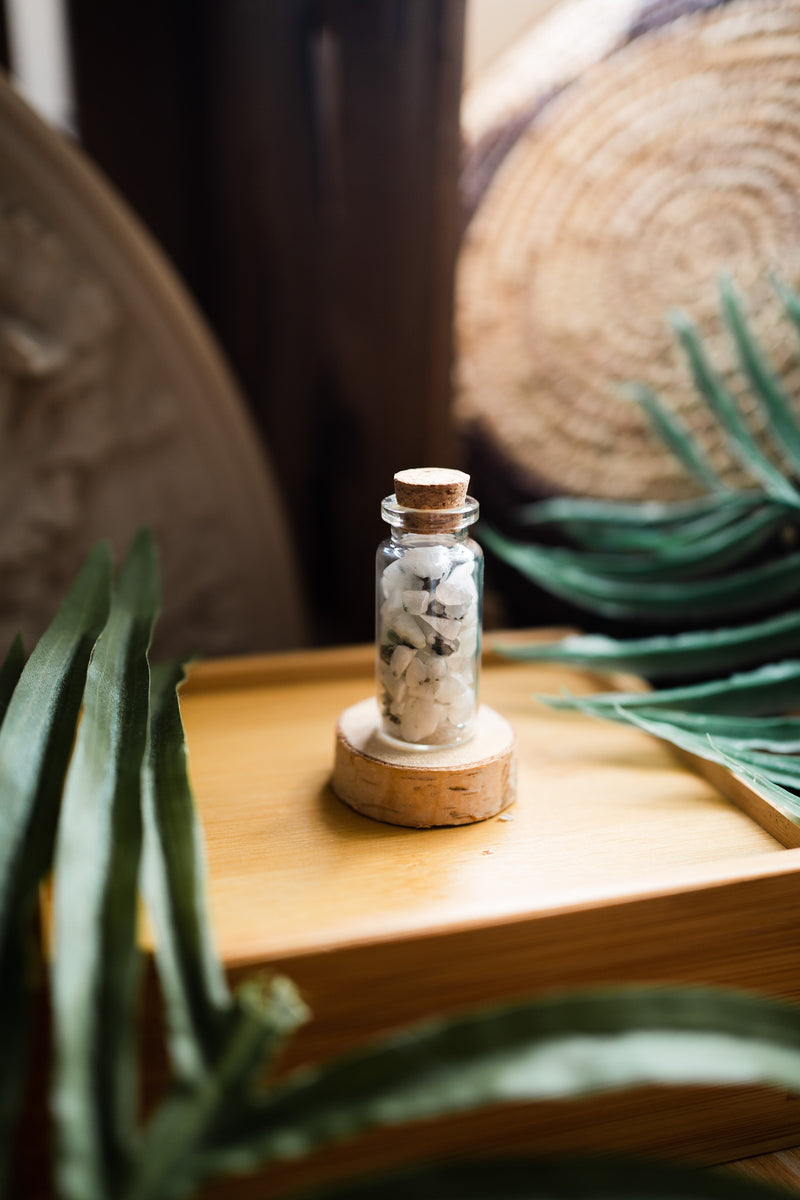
[458,625,479,659]
[433,719,460,744]
[389,645,415,677]
[434,567,477,611]
[405,654,432,689]
[402,589,429,616]
[381,668,407,703]
[420,613,461,640]
[381,560,407,597]
[435,674,467,703]
[387,611,427,649]
[398,546,451,580]
[426,655,448,682]
[400,697,440,742]
[448,692,475,726]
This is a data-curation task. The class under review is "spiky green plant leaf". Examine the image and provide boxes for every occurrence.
[720,276,800,478]
[670,310,800,507]
[607,705,800,808]
[51,529,159,1200]
[612,708,800,752]
[141,661,307,1090]
[202,987,800,1177]
[141,659,232,1084]
[0,545,111,1195]
[0,543,111,944]
[501,506,786,583]
[493,609,800,680]
[710,746,800,825]
[515,492,762,551]
[125,977,307,1200]
[625,382,725,493]
[543,660,800,717]
[128,652,307,1200]
[482,525,800,622]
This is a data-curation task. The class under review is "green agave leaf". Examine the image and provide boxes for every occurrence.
[625,381,725,492]
[721,276,800,479]
[141,659,233,1084]
[481,525,800,622]
[775,275,800,350]
[623,708,800,753]
[602,707,800,819]
[125,977,307,1200]
[517,493,742,530]
[0,634,24,728]
[710,744,800,824]
[0,542,112,938]
[294,1155,788,1200]
[132,652,307,1200]
[498,506,787,584]
[697,741,800,789]
[543,661,800,717]
[515,493,763,553]
[493,609,800,680]
[142,661,303,1092]
[51,529,160,1200]
[671,310,800,508]
[0,544,111,1195]
[203,987,800,1174]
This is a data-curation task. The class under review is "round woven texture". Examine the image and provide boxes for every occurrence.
[457,0,800,501]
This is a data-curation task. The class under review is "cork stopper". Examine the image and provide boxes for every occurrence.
[392,467,472,533]
[394,467,469,509]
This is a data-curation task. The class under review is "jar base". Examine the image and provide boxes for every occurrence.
[332,698,516,828]
[377,725,476,753]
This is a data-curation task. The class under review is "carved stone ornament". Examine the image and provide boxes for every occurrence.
[0,70,306,657]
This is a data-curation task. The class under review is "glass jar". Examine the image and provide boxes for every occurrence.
[375,470,483,749]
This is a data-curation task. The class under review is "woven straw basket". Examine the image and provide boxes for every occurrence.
[456,0,800,502]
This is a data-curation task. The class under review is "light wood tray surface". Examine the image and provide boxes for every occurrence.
[173,641,800,1194]
[181,642,784,968]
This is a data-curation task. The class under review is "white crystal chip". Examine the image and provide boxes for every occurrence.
[377,537,480,745]
[397,545,451,580]
[400,697,440,742]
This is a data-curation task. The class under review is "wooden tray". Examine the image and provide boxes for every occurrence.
[176,640,800,1197]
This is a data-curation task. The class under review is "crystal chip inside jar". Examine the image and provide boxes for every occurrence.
[375,468,482,748]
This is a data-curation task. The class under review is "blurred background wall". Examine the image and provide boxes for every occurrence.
[5,0,800,643]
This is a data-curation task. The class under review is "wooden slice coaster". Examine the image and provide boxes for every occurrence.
[332,698,516,828]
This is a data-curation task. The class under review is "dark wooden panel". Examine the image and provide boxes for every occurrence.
[315,0,466,640]
[65,0,212,302]
[201,0,323,621]
[66,0,466,644]
[0,6,9,73]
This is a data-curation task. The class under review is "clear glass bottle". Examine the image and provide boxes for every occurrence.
[375,469,483,749]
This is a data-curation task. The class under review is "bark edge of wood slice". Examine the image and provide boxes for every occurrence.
[332,698,517,827]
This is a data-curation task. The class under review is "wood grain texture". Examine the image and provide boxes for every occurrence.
[19,642,800,1197]
[163,643,800,1195]
[180,646,784,965]
[729,1146,800,1189]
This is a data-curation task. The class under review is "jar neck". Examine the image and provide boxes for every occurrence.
[381,494,479,536]
[388,527,470,546]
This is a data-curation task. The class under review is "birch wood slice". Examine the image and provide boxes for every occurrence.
[332,698,516,827]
